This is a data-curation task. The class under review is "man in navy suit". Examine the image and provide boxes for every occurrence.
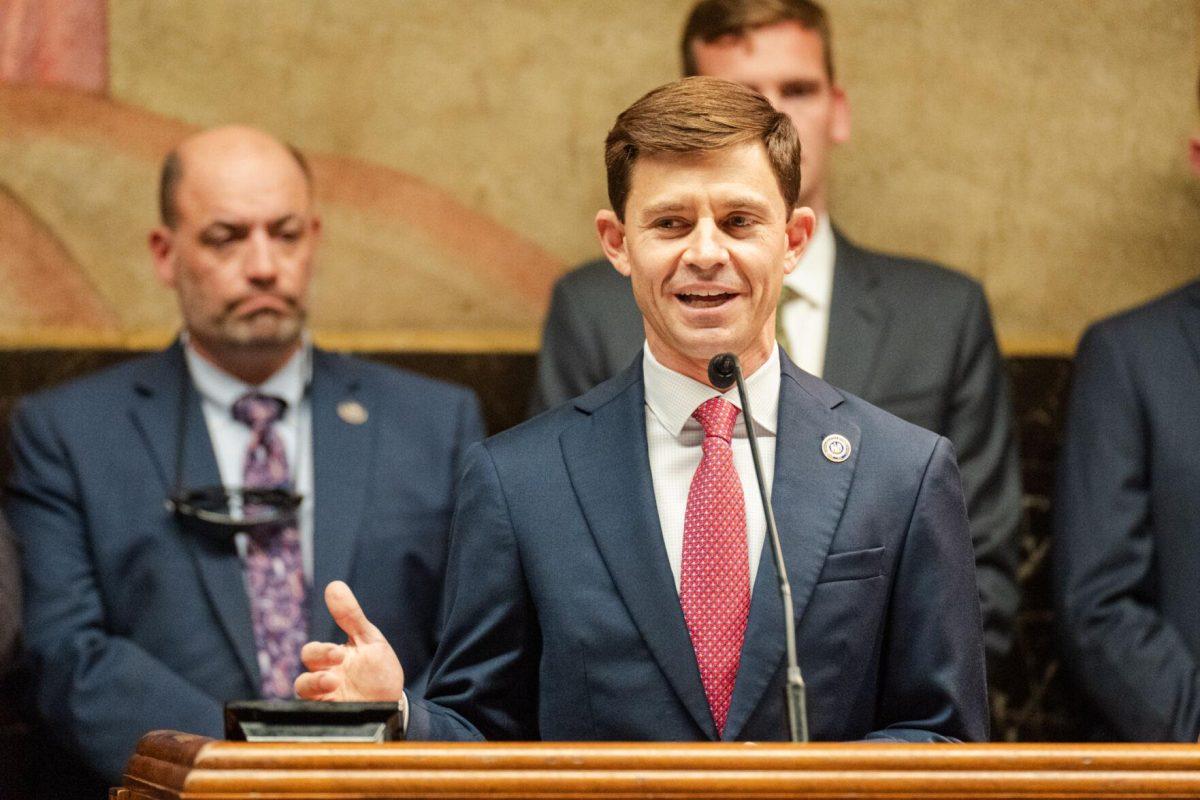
[4,126,484,787]
[1053,97,1200,742]
[296,78,988,742]
[531,0,1020,669]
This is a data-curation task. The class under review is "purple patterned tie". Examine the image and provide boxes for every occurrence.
[232,392,307,699]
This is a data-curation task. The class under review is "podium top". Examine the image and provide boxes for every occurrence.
[116,730,1200,799]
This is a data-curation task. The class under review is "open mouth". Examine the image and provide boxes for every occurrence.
[676,291,737,309]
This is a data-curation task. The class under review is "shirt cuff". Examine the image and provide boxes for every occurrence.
[398,690,409,736]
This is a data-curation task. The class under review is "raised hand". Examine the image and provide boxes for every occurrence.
[294,581,405,701]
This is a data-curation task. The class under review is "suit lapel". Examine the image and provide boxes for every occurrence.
[723,355,860,741]
[309,350,372,645]
[560,362,716,739]
[130,343,260,689]
[823,231,888,397]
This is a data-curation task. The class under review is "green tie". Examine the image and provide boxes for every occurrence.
[775,285,802,359]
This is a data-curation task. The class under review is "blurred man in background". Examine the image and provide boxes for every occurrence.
[1053,75,1200,742]
[5,125,484,790]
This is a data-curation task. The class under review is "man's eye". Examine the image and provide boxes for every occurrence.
[277,230,302,243]
[200,232,235,247]
[726,215,755,228]
[655,218,687,230]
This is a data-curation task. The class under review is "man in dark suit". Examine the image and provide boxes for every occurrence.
[1053,103,1200,742]
[4,125,484,787]
[296,78,988,743]
[531,0,1020,666]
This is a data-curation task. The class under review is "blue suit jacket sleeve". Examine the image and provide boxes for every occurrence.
[409,440,537,741]
[865,436,989,742]
[5,399,224,782]
[946,286,1021,662]
[1053,323,1200,741]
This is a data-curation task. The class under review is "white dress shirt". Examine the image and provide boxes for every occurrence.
[778,214,835,377]
[643,344,780,592]
[184,339,315,582]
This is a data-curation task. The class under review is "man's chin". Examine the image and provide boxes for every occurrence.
[225,318,305,351]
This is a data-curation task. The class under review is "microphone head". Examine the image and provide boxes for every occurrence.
[707,353,739,389]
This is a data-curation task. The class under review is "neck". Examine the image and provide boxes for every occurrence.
[187,335,300,386]
[646,335,775,389]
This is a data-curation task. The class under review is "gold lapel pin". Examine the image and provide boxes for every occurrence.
[821,433,851,463]
[337,400,368,425]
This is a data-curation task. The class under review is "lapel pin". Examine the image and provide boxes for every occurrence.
[337,400,368,425]
[821,433,851,463]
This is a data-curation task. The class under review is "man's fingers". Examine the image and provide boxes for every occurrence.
[295,669,342,699]
[325,581,385,643]
[300,641,345,671]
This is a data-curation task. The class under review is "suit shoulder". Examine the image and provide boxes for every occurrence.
[323,351,477,404]
[834,384,945,466]
[552,258,629,302]
[856,245,982,302]
[481,398,580,456]
[1077,280,1198,355]
[14,350,166,420]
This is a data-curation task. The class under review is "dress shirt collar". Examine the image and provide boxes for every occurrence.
[642,343,780,437]
[183,334,311,416]
[782,213,835,308]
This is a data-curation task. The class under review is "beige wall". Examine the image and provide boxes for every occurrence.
[2,1,1197,352]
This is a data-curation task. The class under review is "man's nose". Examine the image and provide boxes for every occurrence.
[242,230,278,283]
[683,219,728,270]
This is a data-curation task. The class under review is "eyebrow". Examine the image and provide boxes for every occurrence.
[201,214,302,232]
[267,214,303,233]
[720,196,774,214]
[639,202,689,221]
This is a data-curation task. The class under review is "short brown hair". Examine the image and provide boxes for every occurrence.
[158,141,312,228]
[681,0,835,82]
[604,76,801,221]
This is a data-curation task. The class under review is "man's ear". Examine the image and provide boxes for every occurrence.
[830,84,851,145]
[1189,134,1200,178]
[148,226,177,288]
[595,210,631,277]
[783,207,816,275]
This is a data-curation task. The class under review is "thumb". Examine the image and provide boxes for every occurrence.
[324,581,385,644]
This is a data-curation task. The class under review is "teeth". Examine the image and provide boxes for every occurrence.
[681,290,731,297]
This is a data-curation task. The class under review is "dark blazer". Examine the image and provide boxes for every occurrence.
[529,230,1021,662]
[0,513,18,680]
[410,352,988,742]
[4,343,484,783]
[1054,280,1200,742]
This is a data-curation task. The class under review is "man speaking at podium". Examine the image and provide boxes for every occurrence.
[297,78,988,742]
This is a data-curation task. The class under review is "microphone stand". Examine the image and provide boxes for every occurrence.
[709,353,809,743]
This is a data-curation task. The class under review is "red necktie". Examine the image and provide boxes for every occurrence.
[680,396,750,736]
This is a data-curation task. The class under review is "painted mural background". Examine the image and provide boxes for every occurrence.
[1,0,1197,353]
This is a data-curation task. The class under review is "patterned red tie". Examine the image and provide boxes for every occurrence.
[232,392,307,699]
[680,396,750,736]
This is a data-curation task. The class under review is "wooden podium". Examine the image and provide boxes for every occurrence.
[113,731,1200,799]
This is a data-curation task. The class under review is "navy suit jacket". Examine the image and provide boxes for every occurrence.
[1054,280,1200,741]
[5,343,484,783]
[529,231,1020,663]
[410,352,988,742]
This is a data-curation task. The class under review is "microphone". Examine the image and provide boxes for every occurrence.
[707,352,809,744]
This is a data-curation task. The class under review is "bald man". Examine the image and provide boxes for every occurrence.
[5,126,484,787]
